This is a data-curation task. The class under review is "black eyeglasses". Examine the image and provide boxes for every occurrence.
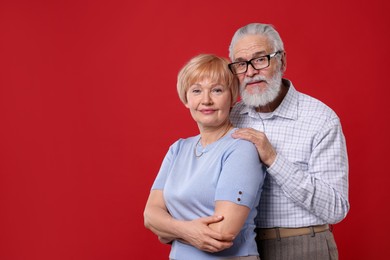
[228,51,283,75]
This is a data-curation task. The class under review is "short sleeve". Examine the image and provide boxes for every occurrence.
[215,140,265,208]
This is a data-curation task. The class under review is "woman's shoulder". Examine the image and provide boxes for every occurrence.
[168,135,199,151]
[225,128,258,151]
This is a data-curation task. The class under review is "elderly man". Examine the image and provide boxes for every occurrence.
[228,23,349,260]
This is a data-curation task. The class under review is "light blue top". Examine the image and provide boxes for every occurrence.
[152,128,265,260]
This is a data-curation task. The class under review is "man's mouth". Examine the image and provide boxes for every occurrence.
[246,80,266,86]
[245,80,267,94]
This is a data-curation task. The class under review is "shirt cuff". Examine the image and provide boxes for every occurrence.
[266,153,294,186]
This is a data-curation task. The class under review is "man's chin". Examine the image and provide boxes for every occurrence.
[241,93,265,107]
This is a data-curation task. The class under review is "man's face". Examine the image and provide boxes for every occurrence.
[232,34,284,107]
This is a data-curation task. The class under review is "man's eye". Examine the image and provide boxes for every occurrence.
[254,57,266,63]
[236,62,247,68]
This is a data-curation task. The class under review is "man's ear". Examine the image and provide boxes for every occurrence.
[281,51,287,72]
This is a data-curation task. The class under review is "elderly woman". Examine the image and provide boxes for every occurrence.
[144,54,265,260]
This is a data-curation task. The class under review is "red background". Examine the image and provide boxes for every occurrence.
[1,0,389,259]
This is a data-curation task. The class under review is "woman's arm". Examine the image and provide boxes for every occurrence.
[143,190,178,243]
[144,190,234,252]
[208,201,250,237]
[208,139,265,238]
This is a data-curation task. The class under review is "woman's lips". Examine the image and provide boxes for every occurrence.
[199,109,216,114]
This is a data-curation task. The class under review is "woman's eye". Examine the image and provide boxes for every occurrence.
[212,88,223,93]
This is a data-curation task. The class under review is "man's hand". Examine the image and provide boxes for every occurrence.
[232,128,277,166]
[178,215,234,253]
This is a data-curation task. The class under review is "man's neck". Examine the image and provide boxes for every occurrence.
[255,81,289,113]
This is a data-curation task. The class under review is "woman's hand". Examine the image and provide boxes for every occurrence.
[178,215,234,253]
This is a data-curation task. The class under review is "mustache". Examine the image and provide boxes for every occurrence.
[243,75,268,85]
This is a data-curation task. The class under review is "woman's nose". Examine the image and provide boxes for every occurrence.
[201,92,212,104]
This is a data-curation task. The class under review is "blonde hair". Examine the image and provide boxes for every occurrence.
[177,54,239,105]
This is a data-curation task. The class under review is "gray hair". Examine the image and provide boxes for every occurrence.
[228,23,284,61]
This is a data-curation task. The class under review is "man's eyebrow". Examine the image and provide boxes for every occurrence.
[252,51,267,57]
[234,51,267,62]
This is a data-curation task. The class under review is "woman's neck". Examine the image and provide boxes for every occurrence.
[199,122,233,146]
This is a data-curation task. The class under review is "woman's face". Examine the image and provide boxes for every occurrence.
[185,78,232,130]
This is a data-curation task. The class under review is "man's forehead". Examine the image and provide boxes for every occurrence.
[232,35,272,60]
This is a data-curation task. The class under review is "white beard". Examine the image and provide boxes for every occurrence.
[240,71,283,107]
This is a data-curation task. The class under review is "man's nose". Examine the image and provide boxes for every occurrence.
[246,63,259,77]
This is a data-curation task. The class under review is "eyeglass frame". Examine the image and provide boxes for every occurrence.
[228,51,283,75]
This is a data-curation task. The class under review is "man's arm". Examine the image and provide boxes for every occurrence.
[232,121,349,223]
[143,190,234,252]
